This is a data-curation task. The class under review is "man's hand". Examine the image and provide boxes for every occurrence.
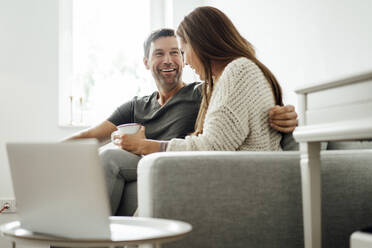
[269,105,298,133]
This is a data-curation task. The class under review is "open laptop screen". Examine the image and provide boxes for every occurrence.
[6,140,111,239]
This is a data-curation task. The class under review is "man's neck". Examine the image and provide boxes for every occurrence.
[157,81,186,106]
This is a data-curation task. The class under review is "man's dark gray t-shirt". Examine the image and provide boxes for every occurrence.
[108,82,202,141]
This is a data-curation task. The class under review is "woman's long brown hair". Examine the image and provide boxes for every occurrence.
[177,6,283,135]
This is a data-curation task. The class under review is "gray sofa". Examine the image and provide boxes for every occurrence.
[134,147,372,248]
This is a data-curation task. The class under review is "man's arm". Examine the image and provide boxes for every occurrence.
[63,120,117,145]
[269,105,298,133]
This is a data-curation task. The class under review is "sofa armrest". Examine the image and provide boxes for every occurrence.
[138,151,303,248]
[138,150,372,248]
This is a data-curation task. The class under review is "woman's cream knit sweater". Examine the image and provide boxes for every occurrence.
[167,57,282,151]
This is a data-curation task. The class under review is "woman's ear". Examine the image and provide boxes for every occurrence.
[181,53,185,68]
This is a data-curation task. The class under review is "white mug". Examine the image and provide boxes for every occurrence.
[111,123,141,145]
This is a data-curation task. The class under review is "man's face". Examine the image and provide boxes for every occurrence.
[144,36,184,90]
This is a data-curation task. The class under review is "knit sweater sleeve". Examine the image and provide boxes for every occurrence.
[167,57,271,151]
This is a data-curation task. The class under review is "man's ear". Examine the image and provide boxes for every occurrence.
[143,57,150,70]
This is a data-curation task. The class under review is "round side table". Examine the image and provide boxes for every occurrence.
[0,216,192,248]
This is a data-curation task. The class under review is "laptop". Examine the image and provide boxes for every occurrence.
[6,139,112,239]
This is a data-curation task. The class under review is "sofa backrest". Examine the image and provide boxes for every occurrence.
[282,133,372,151]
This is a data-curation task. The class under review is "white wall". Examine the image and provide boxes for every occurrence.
[204,0,372,104]
[0,0,84,198]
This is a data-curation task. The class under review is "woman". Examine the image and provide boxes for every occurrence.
[120,6,283,154]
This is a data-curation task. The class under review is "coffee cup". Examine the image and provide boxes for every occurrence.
[111,123,141,145]
[116,123,141,135]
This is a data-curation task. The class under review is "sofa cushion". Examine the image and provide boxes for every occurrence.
[327,140,372,150]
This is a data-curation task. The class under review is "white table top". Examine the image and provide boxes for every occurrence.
[0,216,192,247]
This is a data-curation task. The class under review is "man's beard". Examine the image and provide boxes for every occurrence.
[153,68,182,87]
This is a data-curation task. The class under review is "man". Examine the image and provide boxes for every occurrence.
[66,28,298,215]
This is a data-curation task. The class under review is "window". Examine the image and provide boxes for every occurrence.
[59,0,199,126]
[59,0,153,126]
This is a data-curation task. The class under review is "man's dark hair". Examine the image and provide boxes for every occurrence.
[143,28,175,59]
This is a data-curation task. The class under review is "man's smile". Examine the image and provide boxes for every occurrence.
[160,68,176,72]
